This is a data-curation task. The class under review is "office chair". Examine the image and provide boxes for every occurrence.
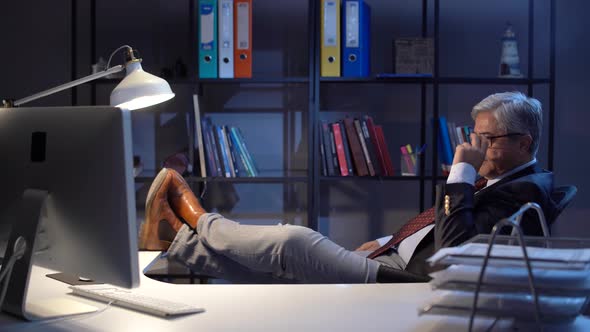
[548,185,578,226]
[377,185,579,284]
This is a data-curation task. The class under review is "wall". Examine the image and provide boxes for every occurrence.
[0,0,588,248]
[552,0,590,237]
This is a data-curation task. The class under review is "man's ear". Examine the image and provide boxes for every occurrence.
[520,134,533,153]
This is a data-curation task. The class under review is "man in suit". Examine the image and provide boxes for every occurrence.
[139,91,557,283]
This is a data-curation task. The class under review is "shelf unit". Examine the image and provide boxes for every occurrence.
[79,0,555,245]
[320,77,551,84]
[310,0,555,241]
[185,0,315,224]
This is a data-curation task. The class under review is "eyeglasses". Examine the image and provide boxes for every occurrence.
[479,133,526,148]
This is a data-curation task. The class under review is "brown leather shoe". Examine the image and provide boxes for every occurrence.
[167,169,206,230]
[139,168,186,250]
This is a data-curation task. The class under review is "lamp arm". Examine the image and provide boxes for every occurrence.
[13,65,125,107]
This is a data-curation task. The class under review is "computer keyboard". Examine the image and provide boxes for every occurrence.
[70,284,205,317]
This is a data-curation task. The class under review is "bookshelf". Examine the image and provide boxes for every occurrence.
[81,0,554,249]
[77,0,313,228]
[311,0,555,248]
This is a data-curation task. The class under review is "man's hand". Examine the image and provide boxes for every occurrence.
[355,240,381,252]
[452,133,489,170]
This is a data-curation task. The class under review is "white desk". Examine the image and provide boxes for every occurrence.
[1,252,589,331]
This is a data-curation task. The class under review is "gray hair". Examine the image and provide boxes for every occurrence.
[471,91,542,156]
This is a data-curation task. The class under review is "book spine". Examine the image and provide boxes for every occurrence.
[223,126,239,177]
[438,116,453,169]
[227,130,243,177]
[199,0,218,78]
[339,120,354,175]
[206,118,223,177]
[361,118,382,176]
[193,95,207,177]
[185,113,195,175]
[202,118,219,177]
[318,122,328,176]
[354,118,375,176]
[321,121,335,176]
[343,117,368,176]
[328,124,340,176]
[375,125,395,176]
[216,125,232,177]
[365,115,387,176]
[332,122,349,176]
[234,127,258,176]
[229,127,253,176]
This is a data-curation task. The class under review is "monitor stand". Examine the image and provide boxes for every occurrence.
[0,189,98,320]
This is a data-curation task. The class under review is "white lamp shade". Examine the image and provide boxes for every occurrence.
[110,61,175,110]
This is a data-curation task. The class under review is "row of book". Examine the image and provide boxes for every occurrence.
[320,116,395,177]
[321,0,371,77]
[198,117,259,178]
[437,116,473,172]
[198,0,252,79]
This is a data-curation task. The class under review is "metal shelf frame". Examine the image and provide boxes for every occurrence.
[74,0,555,233]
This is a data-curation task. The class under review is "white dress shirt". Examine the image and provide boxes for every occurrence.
[376,158,537,264]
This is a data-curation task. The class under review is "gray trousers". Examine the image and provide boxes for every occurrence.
[167,213,406,284]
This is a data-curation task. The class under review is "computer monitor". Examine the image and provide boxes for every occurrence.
[0,106,139,320]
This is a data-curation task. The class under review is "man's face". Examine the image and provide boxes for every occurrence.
[473,111,532,179]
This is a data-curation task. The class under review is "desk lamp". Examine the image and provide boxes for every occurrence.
[0,45,174,320]
[2,44,175,110]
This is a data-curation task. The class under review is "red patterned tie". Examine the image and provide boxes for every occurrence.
[367,177,488,260]
[474,177,488,192]
[367,208,435,259]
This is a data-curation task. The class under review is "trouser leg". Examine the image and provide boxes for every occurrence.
[167,213,381,283]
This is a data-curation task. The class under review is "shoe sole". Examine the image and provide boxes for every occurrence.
[139,168,170,250]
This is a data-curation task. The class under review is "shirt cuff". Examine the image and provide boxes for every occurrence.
[446,162,477,186]
[376,235,393,246]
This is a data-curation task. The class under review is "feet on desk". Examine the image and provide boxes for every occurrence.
[139,168,206,250]
[166,169,206,230]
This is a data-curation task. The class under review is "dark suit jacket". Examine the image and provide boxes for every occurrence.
[404,163,557,277]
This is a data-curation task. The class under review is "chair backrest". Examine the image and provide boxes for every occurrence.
[548,185,577,225]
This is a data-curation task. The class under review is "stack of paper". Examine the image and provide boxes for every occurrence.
[419,240,590,323]
[428,242,590,270]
